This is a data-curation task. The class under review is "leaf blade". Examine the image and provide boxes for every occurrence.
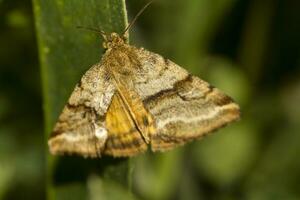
[33,0,130,199]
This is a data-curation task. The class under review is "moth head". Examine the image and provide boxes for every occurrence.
[102,32,126,49]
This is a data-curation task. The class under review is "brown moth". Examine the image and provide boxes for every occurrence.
[48,3,240,158]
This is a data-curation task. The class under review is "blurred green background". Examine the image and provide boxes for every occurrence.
[1,0,300,199]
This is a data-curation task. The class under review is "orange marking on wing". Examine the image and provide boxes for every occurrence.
[104,92,147,157]
[114,81,156,143]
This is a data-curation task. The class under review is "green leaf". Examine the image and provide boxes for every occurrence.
[32,0,133,199]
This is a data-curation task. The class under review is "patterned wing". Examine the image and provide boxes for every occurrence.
[48,63,115,158]
[104,91,148,157]
[131,47,240,151]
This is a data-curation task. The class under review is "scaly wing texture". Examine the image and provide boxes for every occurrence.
[104,92,147,157]
[131,47,240,151]
[48,63,115,158]
[112,77,156,143]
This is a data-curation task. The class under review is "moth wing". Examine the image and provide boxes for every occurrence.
[48,63,115,158]
[132,48,240,151]
[104,92,147,157]
[112,78,156,143]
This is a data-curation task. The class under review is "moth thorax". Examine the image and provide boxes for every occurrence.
[103,32,126,49]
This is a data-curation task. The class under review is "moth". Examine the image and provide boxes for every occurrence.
[48,3,240,158]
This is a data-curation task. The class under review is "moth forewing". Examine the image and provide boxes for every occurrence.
[125,47,240,152]
[48,63,115,158]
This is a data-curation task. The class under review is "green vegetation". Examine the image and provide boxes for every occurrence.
[32,0,135,199]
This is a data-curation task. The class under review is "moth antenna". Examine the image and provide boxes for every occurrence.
[76,26,107,39]
[122,0,154,36]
